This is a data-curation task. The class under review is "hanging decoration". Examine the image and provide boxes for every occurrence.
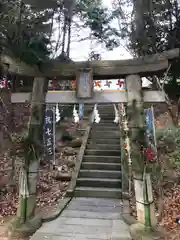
[73,105,79,123]
[116,79,124,89]
[145,147,155,162]
[79,103,84,120]
[94,80,101,88]
[120,103,132,165]
[20,80,23,87]
[113,104,119,123]
[52,77,58,90]
[19,167,29,200]
[55,104,61,122]
[7,79,12,89]
[104,80,112,88]
[124,120,129,131]
[124,137,130,151]
[119,103,126,117]
[0,78,6,89]
[94,104,101,123]
[71,80,76,89]
[144,106,157,163]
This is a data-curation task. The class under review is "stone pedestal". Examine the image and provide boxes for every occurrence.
[134,173,157,228]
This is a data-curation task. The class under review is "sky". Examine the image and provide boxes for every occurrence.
[70,0,132,61]
[54,0,150,88]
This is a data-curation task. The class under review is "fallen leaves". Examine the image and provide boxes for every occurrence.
[0,114,87,219]
[158,183,180,231]
[0,141,77,218]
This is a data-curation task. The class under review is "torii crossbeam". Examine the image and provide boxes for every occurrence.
[11,90,165,103]
[1,48,179,79]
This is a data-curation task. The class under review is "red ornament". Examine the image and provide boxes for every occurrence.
[116,79,124,88]
[52,77,57,89]
[145,148,154,162]
[94,80,101,88]
[71,80,76,89]
[0,78,6,88]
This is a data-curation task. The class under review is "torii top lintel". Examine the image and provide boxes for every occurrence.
[1,48,179,80]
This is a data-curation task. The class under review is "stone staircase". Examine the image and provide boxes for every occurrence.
[74,104,122,199]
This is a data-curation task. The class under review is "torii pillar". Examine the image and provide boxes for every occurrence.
[125,74,157,228]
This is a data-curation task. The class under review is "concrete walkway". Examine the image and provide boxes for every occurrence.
[30,198,132,240]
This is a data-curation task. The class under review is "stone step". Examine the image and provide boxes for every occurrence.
[92,124,118,128]
[98,111,115,114]
[83,155,120,163]
[83,111,93,115]
[99,114,115,116]
[90,129,119,133]
[76,178,122,188]
[97,104,114,111]
[99,116,115,118]
[74,187,122,199]
[89,136,119,140]
[81,162,121,171]
[93,121,117,124]
[79,170,121,179]
[95,120,117,124]
[98,111,114,114]
[98,113,115,116]
[87,138,120,144]
[90,131,120,138]
[86,143,120,150]
[91,125,118,130]
[84,149,120,156]
[98,108,114,111]
[97,112,115,114]
[99,115,115,119]
[95,118,116,122]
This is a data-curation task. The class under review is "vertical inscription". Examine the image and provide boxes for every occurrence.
[43,108,54,159]
[76,69,93,99]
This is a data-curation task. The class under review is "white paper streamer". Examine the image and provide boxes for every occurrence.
[94,104,101,123]
[55,103,60,122]
[113,104,119,123]
[73,105,79,123]
[19,168,29,198]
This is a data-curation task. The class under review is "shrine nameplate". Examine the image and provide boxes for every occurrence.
[43,108,54,159]
[76,68,93,99]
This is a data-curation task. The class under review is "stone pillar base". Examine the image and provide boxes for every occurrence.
[134,173,157,227]
[7,216,42,239]
[130,223,165,240]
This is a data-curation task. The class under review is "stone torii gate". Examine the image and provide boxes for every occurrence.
[6,49,179,103]
[2,48,179,236]
[7,48,179,104]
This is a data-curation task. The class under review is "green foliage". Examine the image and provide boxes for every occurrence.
[75,0,120,50]
[0,0,121,66]
[0,0,52,65]
[156,127,180,165]
[113,0,180,99]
